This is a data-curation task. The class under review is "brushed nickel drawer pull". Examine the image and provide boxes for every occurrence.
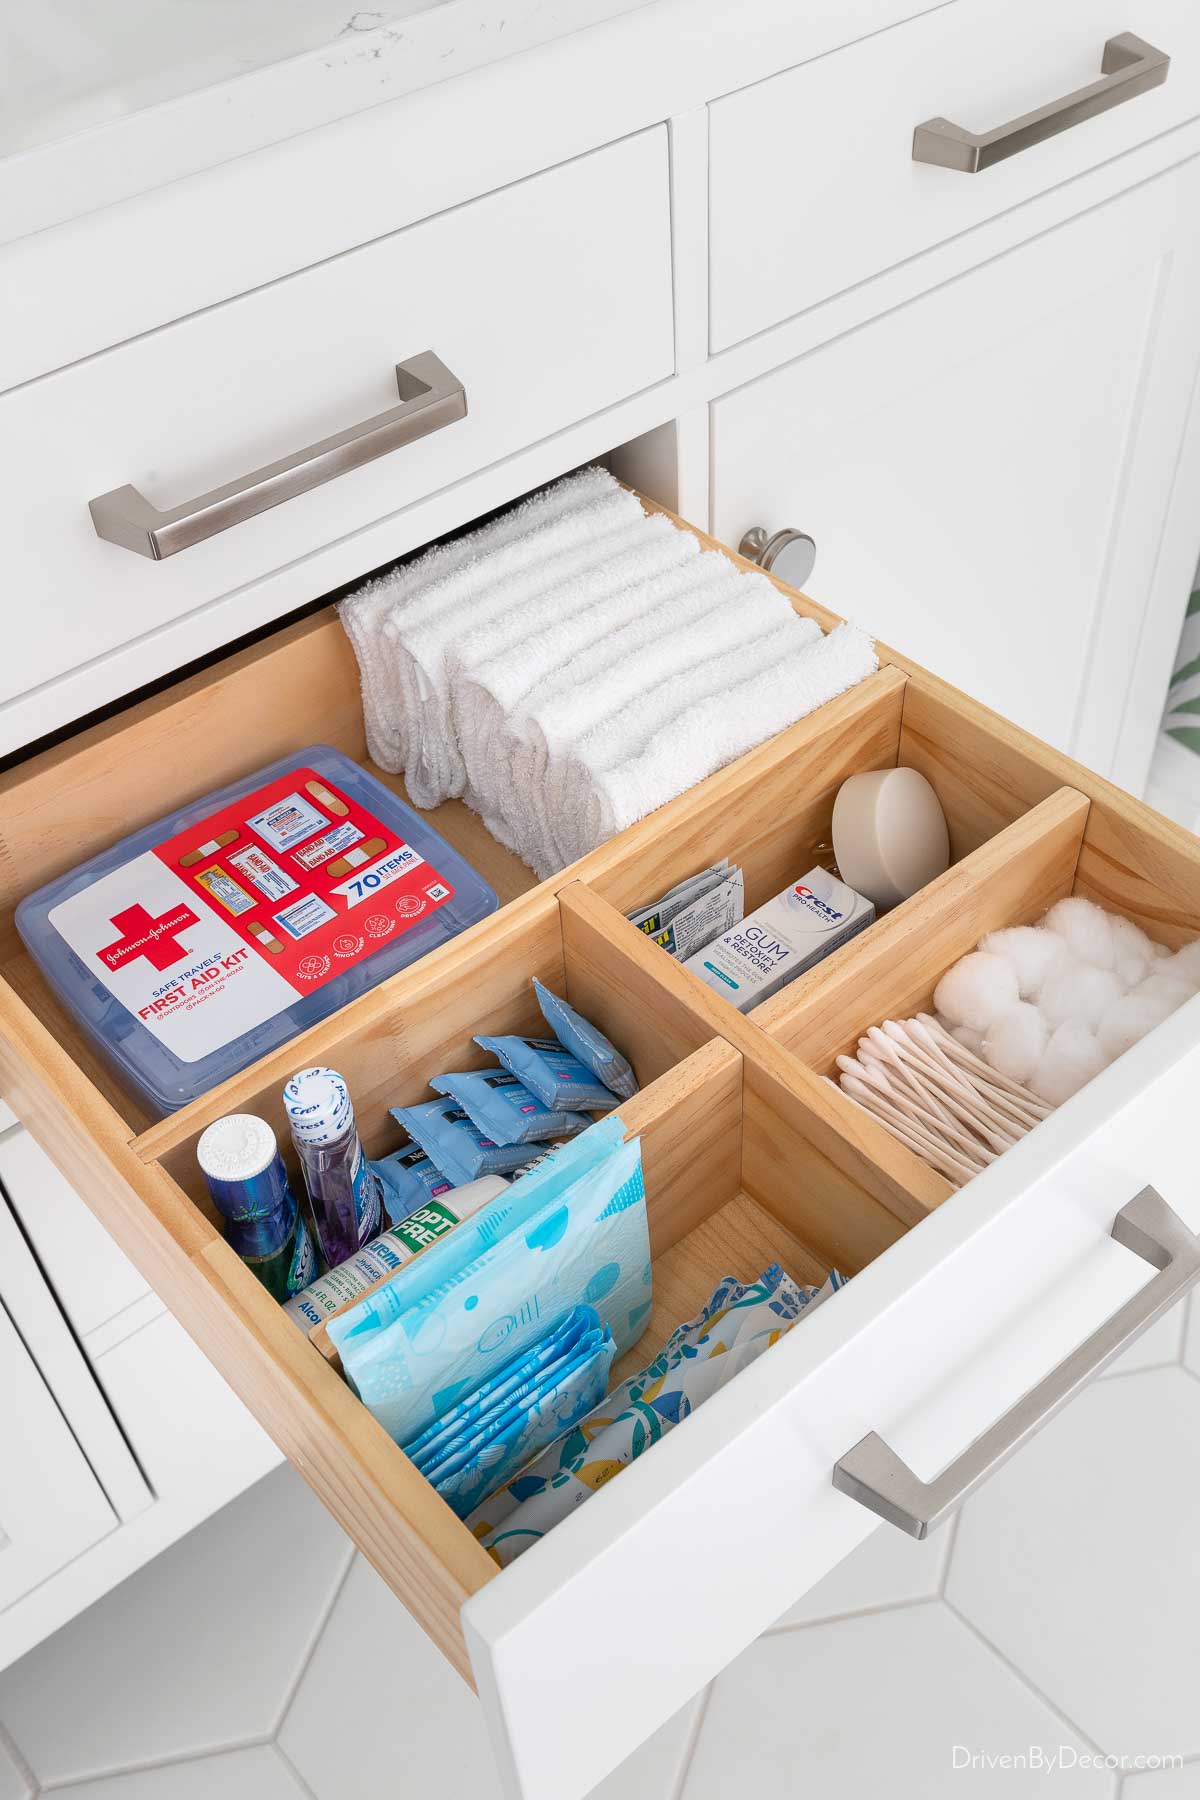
[912,32,1169,174]
[89,350,467,560]
[833,1186,1200,1537]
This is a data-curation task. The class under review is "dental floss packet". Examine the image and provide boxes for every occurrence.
[627,860,731,932]
[429,1069,589,1147]
[474,1035,618,1114]
[402,1304,615,1519]
[371,1142,456,1223]
[390,1094,544,1185]
[532,978,638,1101]
[469,1266,846,1565]
[684,866,874,1012]
[283,1174,507,1328]
[627,860,745,961]
[328,1116,650,1445]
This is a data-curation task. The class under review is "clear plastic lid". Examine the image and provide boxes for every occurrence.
[16,745,499,1117]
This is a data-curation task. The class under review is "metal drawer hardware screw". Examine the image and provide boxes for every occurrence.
[833,1186,1200,1538]
[88,350,467,560]
[912,32,1169,174]
[738,525,817,588]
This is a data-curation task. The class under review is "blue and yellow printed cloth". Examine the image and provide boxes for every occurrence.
[467,1262,845,1565]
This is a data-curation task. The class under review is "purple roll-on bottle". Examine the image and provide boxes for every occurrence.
[283,1066,382,1268]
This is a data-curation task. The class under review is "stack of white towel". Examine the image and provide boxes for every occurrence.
[339,468,878,877]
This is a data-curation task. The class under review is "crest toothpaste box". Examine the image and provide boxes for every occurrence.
[684,866,874,1012]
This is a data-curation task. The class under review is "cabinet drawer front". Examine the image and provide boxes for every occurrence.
[3,494,1200,1797]
[709,0,1200,350]
[0,128,672,744]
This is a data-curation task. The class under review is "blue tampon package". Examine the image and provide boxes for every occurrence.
[401,1305,615,1518]
[370,1142,456,1225]
[533,978,638,1101]
[474,1035,618,1113]
[391,1095,542,1185]
[328,1116,650,1445]
[428,1069,589,1147]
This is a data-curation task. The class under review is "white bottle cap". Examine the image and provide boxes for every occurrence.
[284,1066,354,1146]
[831,766,950,912]
[196,1113,279,1182]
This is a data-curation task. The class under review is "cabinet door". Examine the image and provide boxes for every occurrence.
[0,1297,115,1610]
[711,157,1200,788]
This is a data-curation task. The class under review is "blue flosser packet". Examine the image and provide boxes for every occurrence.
[370,1142,456,1225]
[533,978,639,1101]
[474,1034,619,1113]
[429,1068,589,1148]
[391,1094,544,1185]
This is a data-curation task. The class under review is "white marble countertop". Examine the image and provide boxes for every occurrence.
[0,0,658,244]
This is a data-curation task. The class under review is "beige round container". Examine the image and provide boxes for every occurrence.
[831,766,950,912]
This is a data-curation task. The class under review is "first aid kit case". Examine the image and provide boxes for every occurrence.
[16,745,497,1113]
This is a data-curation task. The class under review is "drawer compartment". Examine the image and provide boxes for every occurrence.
[2,494,1200,1800]
[709,0,1200,349]
[0,128,672,752]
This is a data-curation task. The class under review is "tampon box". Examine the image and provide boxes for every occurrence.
[17,745,497,1115]
[684,866,874,1011]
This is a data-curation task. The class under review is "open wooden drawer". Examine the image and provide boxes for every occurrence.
[3,499,1200,1800]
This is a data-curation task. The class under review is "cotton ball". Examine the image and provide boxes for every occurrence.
[1153,940,1172,960]
[978,926,1069,1000]
[1163,939,1200,987]
[1029,1021,1107,1106]
[933,952,1020,1032]
[1041,896,1116,970]
[1037,960,1123,1031]
[1097,987,1184,1060]
[1108,913,1154,990]
[951,1024,985,1058]
[1136,973,1194,1010]
[982,1002,1048,1082]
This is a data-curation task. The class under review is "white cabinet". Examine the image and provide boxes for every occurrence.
[710,155,1200,789]
[0,1193,118,1609]
[0,1126,279,1664]
[0,1301,114,1608]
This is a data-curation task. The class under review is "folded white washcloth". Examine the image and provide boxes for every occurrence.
[507,556,792,872]
[338,465,618,773]
[545,619,876,875]
[453,518,698,861]
[337,467,879,880]
[394,485,643,807]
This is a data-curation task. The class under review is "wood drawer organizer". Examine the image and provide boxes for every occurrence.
[4,499,1200,1800]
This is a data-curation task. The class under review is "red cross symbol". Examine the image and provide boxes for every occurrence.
[98,902,200,972]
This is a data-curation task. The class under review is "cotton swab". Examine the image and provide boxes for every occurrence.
[835,1010,1050,1189]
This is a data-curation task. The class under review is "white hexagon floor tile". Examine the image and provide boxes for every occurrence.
[45,1744,307,1798]
[0,1467,353,1787]
[684,1602,1114,1798]
[280,1552,701,1800]
[1124,1762,1200,1797]
[771,1518,950,1629]
[946,1365,1200,1763]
